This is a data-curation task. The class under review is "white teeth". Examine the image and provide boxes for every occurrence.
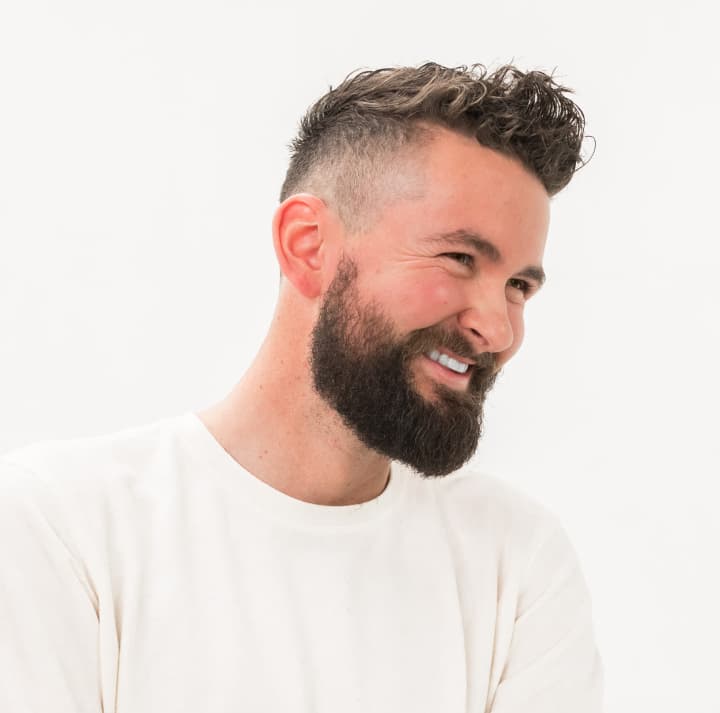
[447,357,469,374]
[426,350,469,374]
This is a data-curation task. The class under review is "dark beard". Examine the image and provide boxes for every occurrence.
[309,256,498,477]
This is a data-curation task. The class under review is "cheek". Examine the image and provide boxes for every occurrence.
[387,277,461,326]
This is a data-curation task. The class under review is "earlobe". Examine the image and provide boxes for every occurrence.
[272,194,328,299]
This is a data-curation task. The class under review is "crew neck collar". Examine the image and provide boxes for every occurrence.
[178,412,410,530]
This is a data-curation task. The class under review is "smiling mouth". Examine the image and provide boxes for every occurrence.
[425,349,472,374]
[419,354,474,394]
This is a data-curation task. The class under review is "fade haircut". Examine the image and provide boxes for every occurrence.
[280,62,590,233]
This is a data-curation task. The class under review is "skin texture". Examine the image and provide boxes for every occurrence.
[198,127,550,505]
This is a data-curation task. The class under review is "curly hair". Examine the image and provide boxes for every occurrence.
[280,62,590,232]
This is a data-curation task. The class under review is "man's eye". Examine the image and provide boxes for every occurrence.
[506,278,534,305]
[444,253,474,267]
[507,277,531,294]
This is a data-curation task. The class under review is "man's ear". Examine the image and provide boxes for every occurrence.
[272,193,333,299]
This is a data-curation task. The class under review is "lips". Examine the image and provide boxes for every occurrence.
[426,349,472,374]
[420,354,473,390]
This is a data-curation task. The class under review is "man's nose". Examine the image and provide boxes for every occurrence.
[457,290,514,355]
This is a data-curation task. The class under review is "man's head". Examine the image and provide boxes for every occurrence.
[272,63,587,476]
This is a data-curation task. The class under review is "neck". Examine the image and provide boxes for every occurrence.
[197,323,391,506]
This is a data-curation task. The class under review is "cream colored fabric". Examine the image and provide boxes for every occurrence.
[0,413,602,712]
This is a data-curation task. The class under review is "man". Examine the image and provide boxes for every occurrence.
[0,63,602,711]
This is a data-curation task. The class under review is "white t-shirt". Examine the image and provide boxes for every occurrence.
[0,413,603,712]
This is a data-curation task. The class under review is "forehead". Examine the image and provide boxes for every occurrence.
[420,127,548,211]
[367,128,551,264]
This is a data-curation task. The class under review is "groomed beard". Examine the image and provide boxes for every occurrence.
[310,256,499,477]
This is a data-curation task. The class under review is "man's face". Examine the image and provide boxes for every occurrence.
[310,129,550,476]
[311,256,498,476]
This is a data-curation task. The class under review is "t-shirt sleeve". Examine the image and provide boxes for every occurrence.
[0,460,102,713]
[488,518,604,713]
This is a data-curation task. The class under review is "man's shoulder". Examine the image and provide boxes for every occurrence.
[429,467,559,530]
[411,466,567,565]
[0,413,191,502]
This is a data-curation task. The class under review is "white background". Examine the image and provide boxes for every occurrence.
[1,1,718,710]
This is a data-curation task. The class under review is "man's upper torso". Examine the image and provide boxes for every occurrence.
[0,413,602,712]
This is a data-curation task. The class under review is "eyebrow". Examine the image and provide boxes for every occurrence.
[426,229,546,287]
